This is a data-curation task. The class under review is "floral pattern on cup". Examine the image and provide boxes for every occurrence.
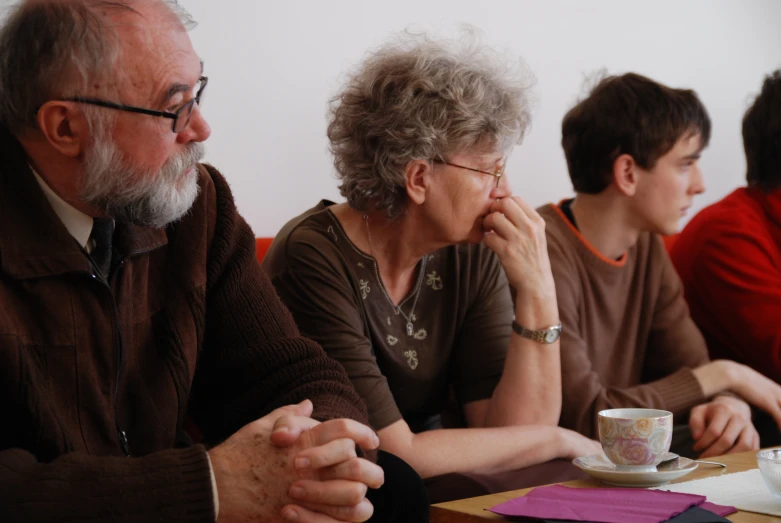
[598,409,673,468]
[649,427,673,451]
[599,415,618,440]
[605,437,654,466]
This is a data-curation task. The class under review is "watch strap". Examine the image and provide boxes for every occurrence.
[511,321,562,344]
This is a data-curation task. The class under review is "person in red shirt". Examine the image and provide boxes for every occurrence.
[671,70,781,443]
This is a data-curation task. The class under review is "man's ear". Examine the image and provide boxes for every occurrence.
[405,159,433,206]
[35,101,89,158]
[612,153,639,197]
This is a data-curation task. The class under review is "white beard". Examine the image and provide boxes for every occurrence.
[80,138,205,228]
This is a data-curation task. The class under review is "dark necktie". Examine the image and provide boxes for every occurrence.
[89,217,115,278]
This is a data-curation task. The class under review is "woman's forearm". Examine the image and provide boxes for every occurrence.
[381,424,573,479]
[483,297,562,427]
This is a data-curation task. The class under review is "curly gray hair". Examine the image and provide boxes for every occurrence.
[0,0,195,134]
[327,28,535,219]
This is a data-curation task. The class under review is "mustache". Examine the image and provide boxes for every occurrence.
[168,141,206,175]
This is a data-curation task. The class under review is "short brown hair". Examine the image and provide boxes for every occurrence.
[743,70,781,191]
[561,72,711,194]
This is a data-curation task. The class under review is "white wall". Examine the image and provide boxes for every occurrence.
[185,0,781,236]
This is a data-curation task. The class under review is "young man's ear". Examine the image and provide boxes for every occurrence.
[612,153,639,197]
[406,159,433,205]
[34,101,89,158]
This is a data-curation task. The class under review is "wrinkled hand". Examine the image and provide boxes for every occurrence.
[557,428,602,460]
[209,400,383,523]
[270,409,383,521]
[689,396,759,458]
[482,196,556,301]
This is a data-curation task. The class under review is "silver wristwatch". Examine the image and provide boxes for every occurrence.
[511,321,562,344]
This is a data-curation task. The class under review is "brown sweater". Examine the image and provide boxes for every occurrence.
[0,129,368,522]
[262,201,513,432]
[539,204,708,438]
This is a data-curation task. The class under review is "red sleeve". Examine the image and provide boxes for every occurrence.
[681,219,781,382]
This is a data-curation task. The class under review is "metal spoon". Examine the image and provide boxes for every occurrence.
[658,453,727,468]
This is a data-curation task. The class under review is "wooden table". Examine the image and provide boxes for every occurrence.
[430,450,780,522]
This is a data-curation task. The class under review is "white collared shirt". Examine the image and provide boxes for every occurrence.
[31,167,94,252]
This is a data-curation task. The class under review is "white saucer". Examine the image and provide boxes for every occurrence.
[572,452,698,487]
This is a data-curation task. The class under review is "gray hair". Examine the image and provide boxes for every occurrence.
[0,0,196,134]
[327,28,535,219]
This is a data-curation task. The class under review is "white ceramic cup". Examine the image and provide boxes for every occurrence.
[598,408,673,472]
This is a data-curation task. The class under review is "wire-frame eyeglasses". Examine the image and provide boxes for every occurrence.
[61,76,208,133]
[433,157,507,188]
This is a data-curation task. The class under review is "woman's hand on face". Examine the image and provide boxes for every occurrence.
[482,196,556,299]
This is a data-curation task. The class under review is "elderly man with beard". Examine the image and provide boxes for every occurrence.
[0,1,428,522]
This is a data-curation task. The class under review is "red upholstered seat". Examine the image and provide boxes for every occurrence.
[255,237,274,263]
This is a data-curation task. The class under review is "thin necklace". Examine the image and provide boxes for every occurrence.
[363,214,427,337]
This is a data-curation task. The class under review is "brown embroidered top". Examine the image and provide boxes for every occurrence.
[263,201,514,432]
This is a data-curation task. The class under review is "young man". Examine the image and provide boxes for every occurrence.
[542,72,781,458]
[0,1,427,522]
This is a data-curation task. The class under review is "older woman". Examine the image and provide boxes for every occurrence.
[262,31,600,497]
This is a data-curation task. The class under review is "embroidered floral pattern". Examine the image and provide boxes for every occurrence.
[327,225,338,242]
[359,280,371,299]
[413,329,427,340]
[426,271,443,290]
[357,262,365,268]
[404,350,419,370]
[387,335,399,346]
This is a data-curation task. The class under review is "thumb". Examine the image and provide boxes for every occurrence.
[290,399,314,417]
[278,399,314,418]
[269,402,319,448]
[262,399,314,426]
[270,416,320,448]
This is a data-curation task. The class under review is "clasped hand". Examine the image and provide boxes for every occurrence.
[209,400,384,522]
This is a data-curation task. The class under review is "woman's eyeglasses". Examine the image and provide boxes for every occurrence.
[433,157,506,188]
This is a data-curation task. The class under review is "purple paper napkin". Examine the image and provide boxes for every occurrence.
[489,485,722,523]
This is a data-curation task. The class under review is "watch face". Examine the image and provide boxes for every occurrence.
[544,328,561,343]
